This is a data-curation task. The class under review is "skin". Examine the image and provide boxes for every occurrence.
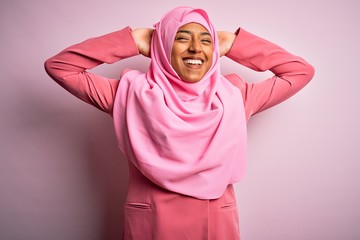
[131,25,236,82]
[171,23,214,83]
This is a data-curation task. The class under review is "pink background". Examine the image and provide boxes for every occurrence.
[1,0,359,239]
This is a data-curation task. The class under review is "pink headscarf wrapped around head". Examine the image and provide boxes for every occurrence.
[149,6,220,106]
[113,6,247,199]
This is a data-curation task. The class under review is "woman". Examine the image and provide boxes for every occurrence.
[45,6,314,240]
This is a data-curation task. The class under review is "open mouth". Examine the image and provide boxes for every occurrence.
[183,59,203,65]
[183,57,204,69]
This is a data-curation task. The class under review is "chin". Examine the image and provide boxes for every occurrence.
[180,74,205,83]
[181,78,202,83]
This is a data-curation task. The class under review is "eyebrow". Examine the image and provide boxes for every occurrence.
[176,30,211,36]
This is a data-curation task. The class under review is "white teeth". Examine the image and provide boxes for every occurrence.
[184,59,202,65]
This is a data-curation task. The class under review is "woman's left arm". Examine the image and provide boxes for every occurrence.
[218,29,315,118]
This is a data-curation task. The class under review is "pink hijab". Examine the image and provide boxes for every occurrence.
[113,6,247,199]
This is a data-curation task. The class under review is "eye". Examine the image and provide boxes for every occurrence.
[175,35,189,42]
[201,38,212,44]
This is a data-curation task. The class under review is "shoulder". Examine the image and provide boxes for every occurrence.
[224,73,246,93]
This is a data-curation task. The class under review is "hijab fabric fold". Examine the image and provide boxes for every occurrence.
[113,6,247,199]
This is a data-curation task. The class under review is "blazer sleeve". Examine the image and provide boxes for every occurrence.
[225,28,315,121]
[44,26,139,114]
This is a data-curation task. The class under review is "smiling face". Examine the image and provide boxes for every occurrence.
[171,23,214,83]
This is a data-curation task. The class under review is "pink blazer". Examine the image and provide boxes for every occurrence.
[44,27,314,239]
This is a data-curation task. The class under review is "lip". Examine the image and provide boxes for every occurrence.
[182,57,205,69]
[183,57,204,62]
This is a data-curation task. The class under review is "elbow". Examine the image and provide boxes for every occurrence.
[305,63,315,82]
[44,57,63,82]
[44,57,55,79]
[298,61,315,85]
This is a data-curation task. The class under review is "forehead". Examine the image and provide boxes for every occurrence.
[177,22,211,35]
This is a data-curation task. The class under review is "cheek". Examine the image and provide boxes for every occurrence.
[207,50,214,67]
[170,50,178,69]
[170,49,182,75]
[170,45,181,66]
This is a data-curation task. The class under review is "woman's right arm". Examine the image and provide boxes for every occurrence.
[44,27,139,114]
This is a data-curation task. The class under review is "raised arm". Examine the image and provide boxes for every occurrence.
[44,27,139,114]
[131,28,154,57]
[220,28,315,120]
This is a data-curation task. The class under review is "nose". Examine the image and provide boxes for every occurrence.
[188,39,201,53]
